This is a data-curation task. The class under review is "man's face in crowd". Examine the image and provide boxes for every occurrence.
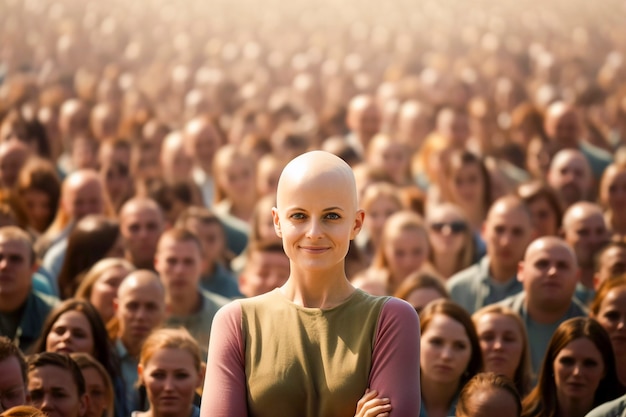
[0,238,33,306]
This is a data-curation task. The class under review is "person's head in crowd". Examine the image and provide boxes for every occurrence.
[56,215,124,299]
[69,353,113,417]
[420,299,483,415]
[0,337,29,413]
[137,328,204,417]
[58,99,90,143]
[69,135,99,172]
[74,258,135,324]
[441,150,493,230]
[27,352,87,417]
[371,210,430,294]
[594,240,626,288]
[133,119,169,181]
[365,134,411,186]
[394,100,433,153]
[14,157,61,234]
[46,169,109,237]
[33,299,113,376]
[0,405,44,417]
[525,136,554,180]
[472,305,532,397]
[426,202,476,279]
[239,239,290,298]
[183,116,223,174]
[97,138,133,212]
[393,270,449,316]
[112,270,166,357]
[435,107,471,149]
[599,160,626,234]
[346,94,381,148]
[256,153,285,197]
[145,179,201,227]
[482,195,534,281]
[561,202,610,276]
[119,197,165,269]
[516,180,563,237]
[359,182,404,255]
[176,207,230,272]
[517,237,579,321]
[509,102,545,149]
[547,148,592,209]
[212,144,258,221]
[320,136,362,167]
[590,275,626,385]
[522,317,624,417]
[456,373,521,417]
[0,110,28,144]
[89,103,119,142]
[269,126,309,163]
[0,226,37,314]
[160,131,193,184]
[248,194,281,246]
[543,101,582,150]
[154,228,204,308]
[0,141,30,189]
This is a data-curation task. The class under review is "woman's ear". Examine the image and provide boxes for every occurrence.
[272,207,282,238]
[350,209,365,240]
[197,362,206,389]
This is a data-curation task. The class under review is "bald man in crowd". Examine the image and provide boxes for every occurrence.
[345,94,381,156]
[501,237,587,373]
[0,141,30,189]
[113,270,166,413]
[447,195,534,313]
[160,130,193,184]
[561,202,610,304]
[119,198,165,270]
[547,148,593,209]
[184,116,223,207]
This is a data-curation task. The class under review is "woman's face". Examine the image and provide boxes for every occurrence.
[601,168,626,213]
[365,196,401,246]
[383,228,429,286]
[421,313,472,384]
[528,196,559,237]
[28,365,86,417]
[451,163,484,207]
[553,337,605,407]
[475,313,524,380]
[21,189,52,233]
[217,157,255,202]
[595,286,626,356]
[90,266,131,323]
[82,367,108,417]
[46,310,95,355]
[371,141,409,184]
[141,348,201,416]
[427,208,468,256]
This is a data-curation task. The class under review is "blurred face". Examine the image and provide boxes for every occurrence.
[405,288,444,316]
[364,196,401,246]
[0,356,27,413]
[239,250,290,298]
[155,238,203,299]
[452,163,484,207]
[421,314,472,384]
[82,367,108,417]
[528,197,559,237]
[102,163,131,203]
[484,206,532,272]
[20,189,52,232]
[64,180,104,221]
[594,286,626,356]
[563,213,609,268]
[553,337,605,407]
[519,243,579,310]
[369,141,409,184]
[140,348,200,417]
[184,219,225,268]
[120,206,164,268]
[216,157,255,202]
[428,209,468,257]
[383,228,429,286]
[475,313,524,380]
[29,365,87,417]
[596,247,626,285]
[548,111,580,146]
[458,388,520,417]
[549,157,590,206]
[601,167,626,213]
[0,238,34,302]
[117,282,165,348]
[90,266,132,323]
[46,310,95,355]
[162,147,192,183]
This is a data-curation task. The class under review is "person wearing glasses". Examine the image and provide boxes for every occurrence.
[446,196,534,314]
[0,337,29,413]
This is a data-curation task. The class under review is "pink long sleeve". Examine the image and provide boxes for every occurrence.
[369,298,421,416]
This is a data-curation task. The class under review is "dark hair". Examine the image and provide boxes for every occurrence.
[0,336,27,384]
[590,275,626,316]
[516,180,564,235]
[522,317,625,417]
[393,270,449,302]
[593,240,626,275]
[14,157,61,232]
[56,215,121,299]
[457,372,522,417]
[444,150,493,216]
[158,227,203,254]
[420,299,483,389]
[32,299,118,382]
[27,352,85,398]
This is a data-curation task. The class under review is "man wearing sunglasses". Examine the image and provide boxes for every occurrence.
[447,195,534,314]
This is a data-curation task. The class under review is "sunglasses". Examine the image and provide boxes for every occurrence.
[430,221,468,234]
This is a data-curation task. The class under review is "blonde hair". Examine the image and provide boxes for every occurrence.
[75,258,136,301]
[372,210,429,270]
[212,144,256,204]
[0,406,45,417]
[70,353,114,417]
[139,328,202,373]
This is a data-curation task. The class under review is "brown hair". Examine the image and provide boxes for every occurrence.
[590,274,626,316]
[74,258,135,303]
[139,328,202,373]
[393,270,448,302]
[516,180,563,234]
[457,372,521,417]
[14,157,61,233]
[70,353,114,417]
[27,352,85,398]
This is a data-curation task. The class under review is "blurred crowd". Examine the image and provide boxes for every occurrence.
[1,0,626,415]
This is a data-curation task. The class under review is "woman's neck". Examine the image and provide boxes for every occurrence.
[281,263,354,309]
[433,252,460,279]
[421,375,458,416]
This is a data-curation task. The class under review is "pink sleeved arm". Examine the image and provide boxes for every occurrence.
[369,297,421,416]
[200,301,248,417]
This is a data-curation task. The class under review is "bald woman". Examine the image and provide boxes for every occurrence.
[201,151,420,417]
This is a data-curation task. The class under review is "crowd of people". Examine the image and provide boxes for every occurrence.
[2,0,626,415]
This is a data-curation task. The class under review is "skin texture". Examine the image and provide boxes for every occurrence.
[547,150,591,208]
[0,356,28,412]
[562,202,609,269]
[0,237,35,313]
[594,286,626,359]
[61,170,105,221]
[28,366,87,417]
[119,199,165,269]
[81,367,108,417]
[45,310,95,355]
[475,314,524,380]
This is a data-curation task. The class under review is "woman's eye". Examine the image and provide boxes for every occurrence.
[325,213,340,220]
[453,342,467,350]
[290,213,306,220]
[559,357,575,366]
[175,372,191,379]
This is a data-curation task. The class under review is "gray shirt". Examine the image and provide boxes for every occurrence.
[585,394,626,417]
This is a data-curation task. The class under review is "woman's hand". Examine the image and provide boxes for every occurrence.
[355,388,392,417]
